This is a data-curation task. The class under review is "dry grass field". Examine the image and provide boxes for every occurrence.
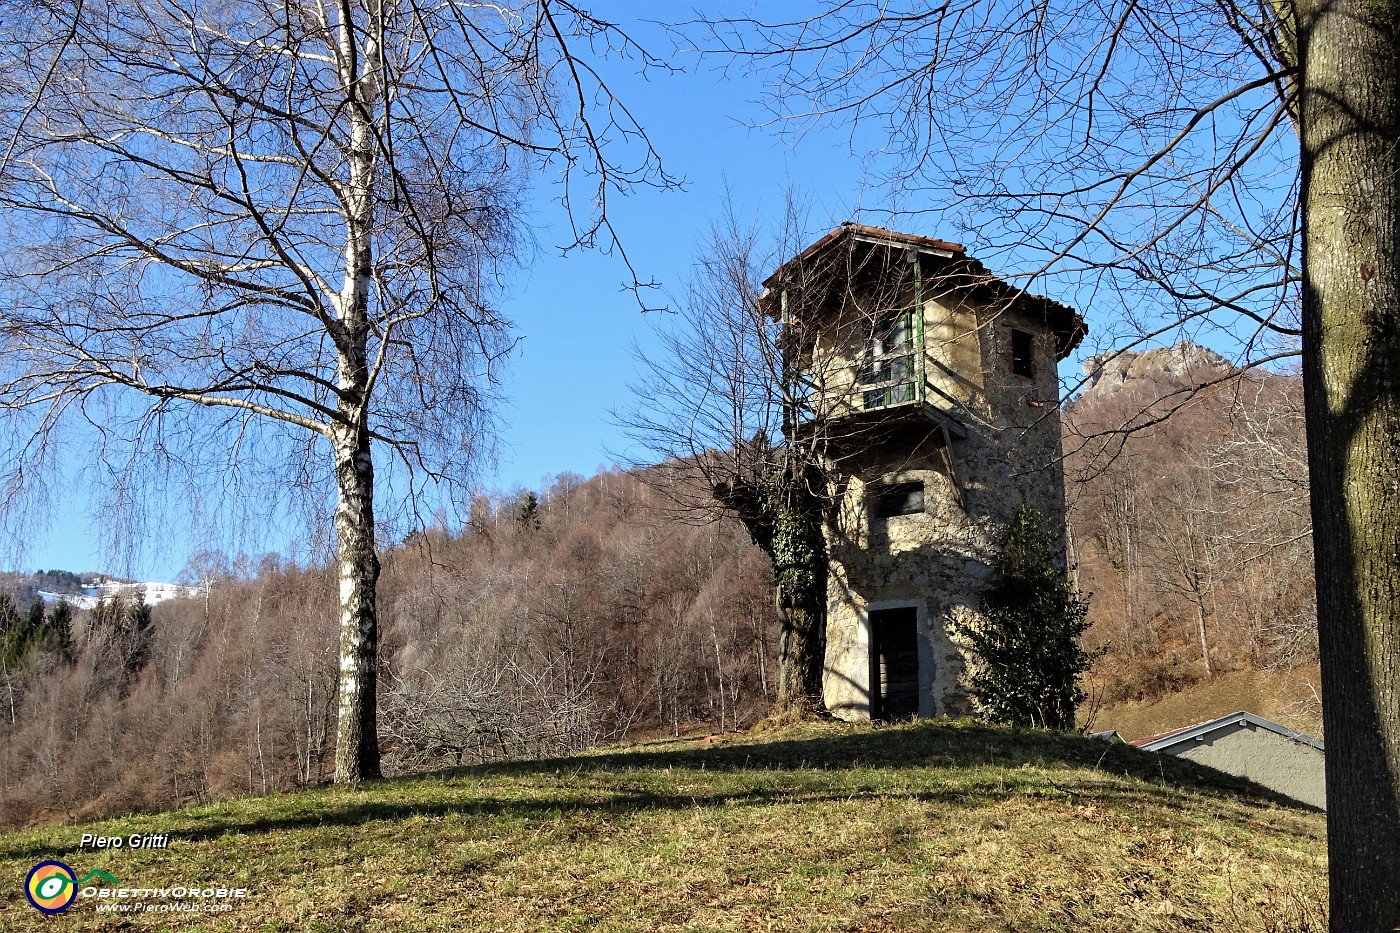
[1089,666,1324,742]
[0,719,1325,932]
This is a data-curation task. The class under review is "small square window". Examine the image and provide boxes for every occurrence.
[875,482,924,518]
[1010,329,1035,378]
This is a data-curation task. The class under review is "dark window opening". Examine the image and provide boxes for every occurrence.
[871,607,920,721]
[1010,328,1035,378]
[875,481,925,518]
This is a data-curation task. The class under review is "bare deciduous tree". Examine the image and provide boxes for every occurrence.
[625,212,832,716]
[1143,471,1226,679]
[0,0,670,783]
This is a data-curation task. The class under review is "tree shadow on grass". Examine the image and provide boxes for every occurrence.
[0,720,1320,864]
[468,719,1319,811]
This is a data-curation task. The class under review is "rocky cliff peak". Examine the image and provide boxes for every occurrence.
[1080,342,1233,397]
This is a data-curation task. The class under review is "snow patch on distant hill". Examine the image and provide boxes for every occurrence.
[38,579,196,609]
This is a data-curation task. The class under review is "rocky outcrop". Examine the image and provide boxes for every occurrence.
[1081,343,1233,397]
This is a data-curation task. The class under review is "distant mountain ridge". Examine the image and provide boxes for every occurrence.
[2,569,194,610]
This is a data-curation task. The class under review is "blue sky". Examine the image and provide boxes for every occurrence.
[492,5,898,494]
[10,1,1289,582]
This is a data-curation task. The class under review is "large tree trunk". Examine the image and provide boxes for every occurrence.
[1298,0,1400,926]
[770,498,828,714]
[773,604,825,713]
[330,1,384,785]
[332,423,382,783]
[714,475,828,716]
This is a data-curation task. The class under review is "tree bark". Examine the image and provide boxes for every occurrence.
[330,0,383,785]
[714,475,828,715]
[1298,0,1400,925]
[774,603,825,714]
[332,423,382,783]
[770,497,828,715]
[1194,600,1213,680]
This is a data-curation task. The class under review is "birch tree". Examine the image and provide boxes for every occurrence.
[701,0,1398,926]
[0,0,669,784]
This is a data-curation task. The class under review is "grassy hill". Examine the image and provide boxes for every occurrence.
[1090,666,1326,742]
[0,720,1325,931]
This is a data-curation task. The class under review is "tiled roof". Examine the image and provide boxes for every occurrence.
[763,222,963,286]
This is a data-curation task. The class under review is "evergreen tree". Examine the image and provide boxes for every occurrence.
[0,597,72,667]
[39,600,73,662]
[25,597,43,629]
[515,492,541,532]
[955,506,1098,730]
[0,593,25,669]
[120,596,154,677]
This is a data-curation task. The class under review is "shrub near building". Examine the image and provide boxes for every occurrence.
[955,506,1099,730]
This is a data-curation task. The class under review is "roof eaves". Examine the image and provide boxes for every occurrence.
[759,224,1086,357]
[761,222,965,289]
[840,222,965,257]
[1132,711,1324,752]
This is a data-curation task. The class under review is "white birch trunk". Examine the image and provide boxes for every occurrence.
[331,0,384,784]
[332,421,381,782]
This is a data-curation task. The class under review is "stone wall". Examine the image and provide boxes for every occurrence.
[822,292,1070,721]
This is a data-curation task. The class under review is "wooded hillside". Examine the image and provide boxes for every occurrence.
[1066,348,1315,720]
[0,347,1316,828]
[0,471,776,826]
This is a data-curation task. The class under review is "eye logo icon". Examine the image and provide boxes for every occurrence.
[25,860,78,913]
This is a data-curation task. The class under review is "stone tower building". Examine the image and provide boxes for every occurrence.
[761,223,1086,721]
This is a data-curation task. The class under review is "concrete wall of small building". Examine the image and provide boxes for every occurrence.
[1156,723,1326,809]
[923,293,988,413]
[970,297,1072,534]
[823,455,996,719]
[806,304,870,417]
